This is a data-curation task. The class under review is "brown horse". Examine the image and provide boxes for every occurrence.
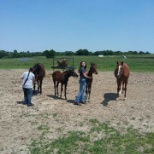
[114,61,130,98]
[33,63,46,94]
[52,69,78,100]
[85,63,98,102]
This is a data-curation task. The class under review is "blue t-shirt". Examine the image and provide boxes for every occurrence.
[79,67,86,81]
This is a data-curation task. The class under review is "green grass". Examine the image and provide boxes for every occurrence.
[0,55,154,72]
[29,120,154,154]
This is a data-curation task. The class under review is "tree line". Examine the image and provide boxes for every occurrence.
[0,49,151,58]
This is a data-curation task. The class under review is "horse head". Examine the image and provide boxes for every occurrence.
[116,61,124,78]
[67,69,78,78]
[90,63,98,74]
[32,64,40,79]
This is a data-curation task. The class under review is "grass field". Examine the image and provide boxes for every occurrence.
[0,55,154,72]
[0,55,154,153]
[29,120,154,154]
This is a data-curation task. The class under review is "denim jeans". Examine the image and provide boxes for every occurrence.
[75,79,86,104]
[23,88,33,105]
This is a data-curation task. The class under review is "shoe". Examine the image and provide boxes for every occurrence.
[27,103,34,107]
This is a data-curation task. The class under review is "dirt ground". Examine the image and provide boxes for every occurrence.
[0,69,154,154]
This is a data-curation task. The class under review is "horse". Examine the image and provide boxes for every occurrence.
[114,61,130,99]
[33,63,46,94]
[52,69,78,100]
[85,63,98,102]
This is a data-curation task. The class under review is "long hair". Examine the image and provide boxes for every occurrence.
[78,61,87,72]
[29,67,34,73]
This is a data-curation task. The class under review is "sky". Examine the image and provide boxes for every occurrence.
[0,0,154,53]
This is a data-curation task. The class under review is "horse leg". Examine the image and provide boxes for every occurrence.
[121,81,124,94]
[40,80,42,94]
[60,83,63,98]
[117,80,121,97]
[64,82,67,100]
[53,81,56,97]
[33,81,36,94]
[37,80,40,93]
[88,87,91,102]
[85,85,88,102]
[124,80,128,98]
[57,82,59,97]
[33,83,35,94]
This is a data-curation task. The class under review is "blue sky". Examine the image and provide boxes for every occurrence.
[0,0,154,53]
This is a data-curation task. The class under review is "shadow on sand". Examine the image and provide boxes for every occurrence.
[47,95,74,104]
[101,93,118,106]
[66,99,75,104]
[16,101,26,105]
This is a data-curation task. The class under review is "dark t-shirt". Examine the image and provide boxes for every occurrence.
[79,67,86,81]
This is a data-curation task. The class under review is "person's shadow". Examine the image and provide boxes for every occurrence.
[101,93,118,106]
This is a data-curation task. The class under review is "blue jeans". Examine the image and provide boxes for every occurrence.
[23,88,33,105]
[75,79,86,104]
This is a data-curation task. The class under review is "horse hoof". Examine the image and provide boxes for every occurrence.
[116,97,119,101]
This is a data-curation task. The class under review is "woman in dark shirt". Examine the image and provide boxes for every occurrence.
[74,61,91,105]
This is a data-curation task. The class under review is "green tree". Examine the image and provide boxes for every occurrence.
[75,49,90,55]
[43,49,55,58]
[64,51,74,56]
[12,50,19,58]
[0,50,7,58]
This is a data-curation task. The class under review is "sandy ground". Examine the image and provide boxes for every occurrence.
[0,69,154,154]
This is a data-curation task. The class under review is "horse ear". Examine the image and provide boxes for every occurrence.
[116,61,119,65]
[121,61,124,65]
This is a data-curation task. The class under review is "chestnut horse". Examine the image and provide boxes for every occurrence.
[85,63,98,102]
[114,61,130,98]
[52,69,78,100]
[33,63,46,94]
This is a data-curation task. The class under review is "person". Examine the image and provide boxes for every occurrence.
[21,67,35,106]
[74,61,91,105]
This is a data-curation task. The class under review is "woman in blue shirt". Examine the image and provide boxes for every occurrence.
[74,61,91,105]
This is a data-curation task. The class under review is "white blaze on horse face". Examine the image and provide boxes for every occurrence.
[117,65,121,77]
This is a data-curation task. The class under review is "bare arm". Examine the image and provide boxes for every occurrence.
[83,72,91,79]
